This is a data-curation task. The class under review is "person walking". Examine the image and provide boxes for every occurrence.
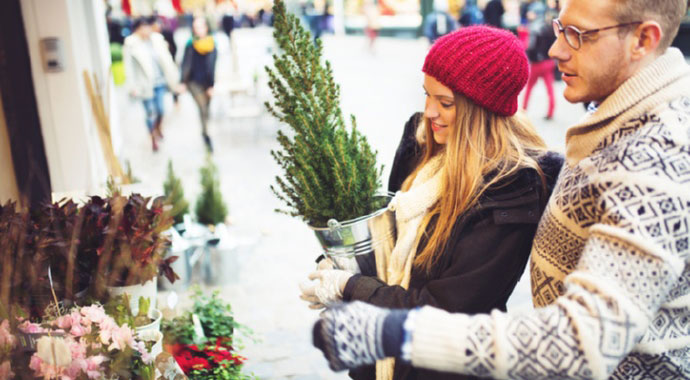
[522,12,557,119]
[123,17,180,152]
[180,16,218,152]
[483,0,505,29]
[312,1,690,379]
[301,26,563,380]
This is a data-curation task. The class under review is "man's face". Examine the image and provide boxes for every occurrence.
[548,0,637,104]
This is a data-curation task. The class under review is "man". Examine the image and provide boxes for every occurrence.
[311,1,690,379]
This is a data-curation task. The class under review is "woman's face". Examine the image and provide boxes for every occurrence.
[193,18,208,38]
[423,74,456,145]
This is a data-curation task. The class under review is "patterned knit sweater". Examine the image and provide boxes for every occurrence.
[407,48,690,380]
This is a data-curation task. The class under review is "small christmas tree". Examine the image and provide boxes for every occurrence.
[195,156,228,226]
[265,0,384,227]
[163,160,190,225]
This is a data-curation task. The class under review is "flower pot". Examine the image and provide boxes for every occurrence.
[137,329,163,359]
[135,308,163,334]
[107,278,157,315]
[309,194,396,259]
[202,223,240,286]
[159,227,194,292]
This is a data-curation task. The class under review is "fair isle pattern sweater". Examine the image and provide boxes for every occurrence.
[407,48,690,380]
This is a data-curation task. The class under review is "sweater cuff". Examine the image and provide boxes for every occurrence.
[342,274,364,301]
[382,309,409,357]
[410,306,474,374]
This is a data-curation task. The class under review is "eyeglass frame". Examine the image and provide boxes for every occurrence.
[552,18,643,50]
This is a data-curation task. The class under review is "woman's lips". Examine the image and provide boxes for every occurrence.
[431,122,446,132]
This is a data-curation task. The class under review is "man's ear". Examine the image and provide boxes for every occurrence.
[631,21,662,59]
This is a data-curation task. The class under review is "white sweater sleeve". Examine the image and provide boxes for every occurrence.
[408,108,690,380]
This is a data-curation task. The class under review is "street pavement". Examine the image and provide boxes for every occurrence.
[113,26,585,379]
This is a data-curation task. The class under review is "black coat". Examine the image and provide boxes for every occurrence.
[345,113,563,380]
[180,41,217,88]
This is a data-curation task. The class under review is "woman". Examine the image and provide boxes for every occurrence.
[300,26,563,380]
[123,17,179,152]
[180,16,217,152]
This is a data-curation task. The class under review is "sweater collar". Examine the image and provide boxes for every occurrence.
[564,48,690,163]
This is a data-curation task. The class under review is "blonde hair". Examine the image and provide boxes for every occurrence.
[402,94,547,273]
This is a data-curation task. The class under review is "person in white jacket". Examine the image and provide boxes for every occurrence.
[123,17,180,152]
[311,1,690,379]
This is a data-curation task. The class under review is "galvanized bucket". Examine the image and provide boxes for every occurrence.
[309,194,396,259]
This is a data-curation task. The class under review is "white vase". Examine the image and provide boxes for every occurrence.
[106,278,157,315]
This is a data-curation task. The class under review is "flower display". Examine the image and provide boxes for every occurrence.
[19,304,156,380]
[170,338,247,380]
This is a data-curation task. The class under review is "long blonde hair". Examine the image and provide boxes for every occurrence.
[402,94,547,273]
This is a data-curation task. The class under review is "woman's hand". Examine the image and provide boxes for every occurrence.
[299,270,353,309]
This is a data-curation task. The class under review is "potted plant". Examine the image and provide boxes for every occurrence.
[84,194,178,313]
[0,200,89,320]
[195,156,228,228]
[265,0,395,259]
[164,160,190,229]
[194,157,234,286]
[160,160,194,292]
[161,289,253,380]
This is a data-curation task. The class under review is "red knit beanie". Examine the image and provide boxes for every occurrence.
[422,26,529,116]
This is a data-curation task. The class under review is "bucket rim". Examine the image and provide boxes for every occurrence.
[307,192,394,231]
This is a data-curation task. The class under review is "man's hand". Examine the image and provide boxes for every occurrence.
[312,301,409,371]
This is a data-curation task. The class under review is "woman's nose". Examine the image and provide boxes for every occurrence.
[424,103,438,119]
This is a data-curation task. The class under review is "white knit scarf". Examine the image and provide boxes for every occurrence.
[375,154,444,380]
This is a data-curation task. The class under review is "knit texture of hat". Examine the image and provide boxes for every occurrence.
[422,26,529,116]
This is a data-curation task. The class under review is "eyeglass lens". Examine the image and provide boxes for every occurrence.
[552,20,581,49]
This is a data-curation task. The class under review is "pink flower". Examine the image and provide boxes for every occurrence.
[17,320,46,334]
[85,355,106,379]
[0,361,14,380]
[54,315,73,330]
[107,325,134,352]
[80,305,107,325]
[69,322,91,338]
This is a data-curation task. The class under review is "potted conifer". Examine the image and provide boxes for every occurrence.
[163,160,190,228]
[195,156,236,285]
[160,160,193,291]
[265,0,395,259]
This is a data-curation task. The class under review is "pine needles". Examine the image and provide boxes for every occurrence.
[265,0,384,227]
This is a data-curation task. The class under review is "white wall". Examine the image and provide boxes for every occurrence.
[20,0,112,194]
[0,92,20,204]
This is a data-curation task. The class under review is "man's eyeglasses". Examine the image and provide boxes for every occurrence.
[552,19,642,50]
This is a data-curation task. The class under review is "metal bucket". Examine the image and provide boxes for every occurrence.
[309,194,396,259]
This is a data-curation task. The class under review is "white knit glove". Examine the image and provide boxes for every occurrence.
[317,256,361,273]
[299,270,353,309]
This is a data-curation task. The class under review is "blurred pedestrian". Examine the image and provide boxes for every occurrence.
[522,9,557,119]
[458,0,484,26]
[423,0,457,44]
[151,16,180,106]
[123,17,180,152]
[363,0,381,52]
[180,16,218,152]
[483,0,505,28]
